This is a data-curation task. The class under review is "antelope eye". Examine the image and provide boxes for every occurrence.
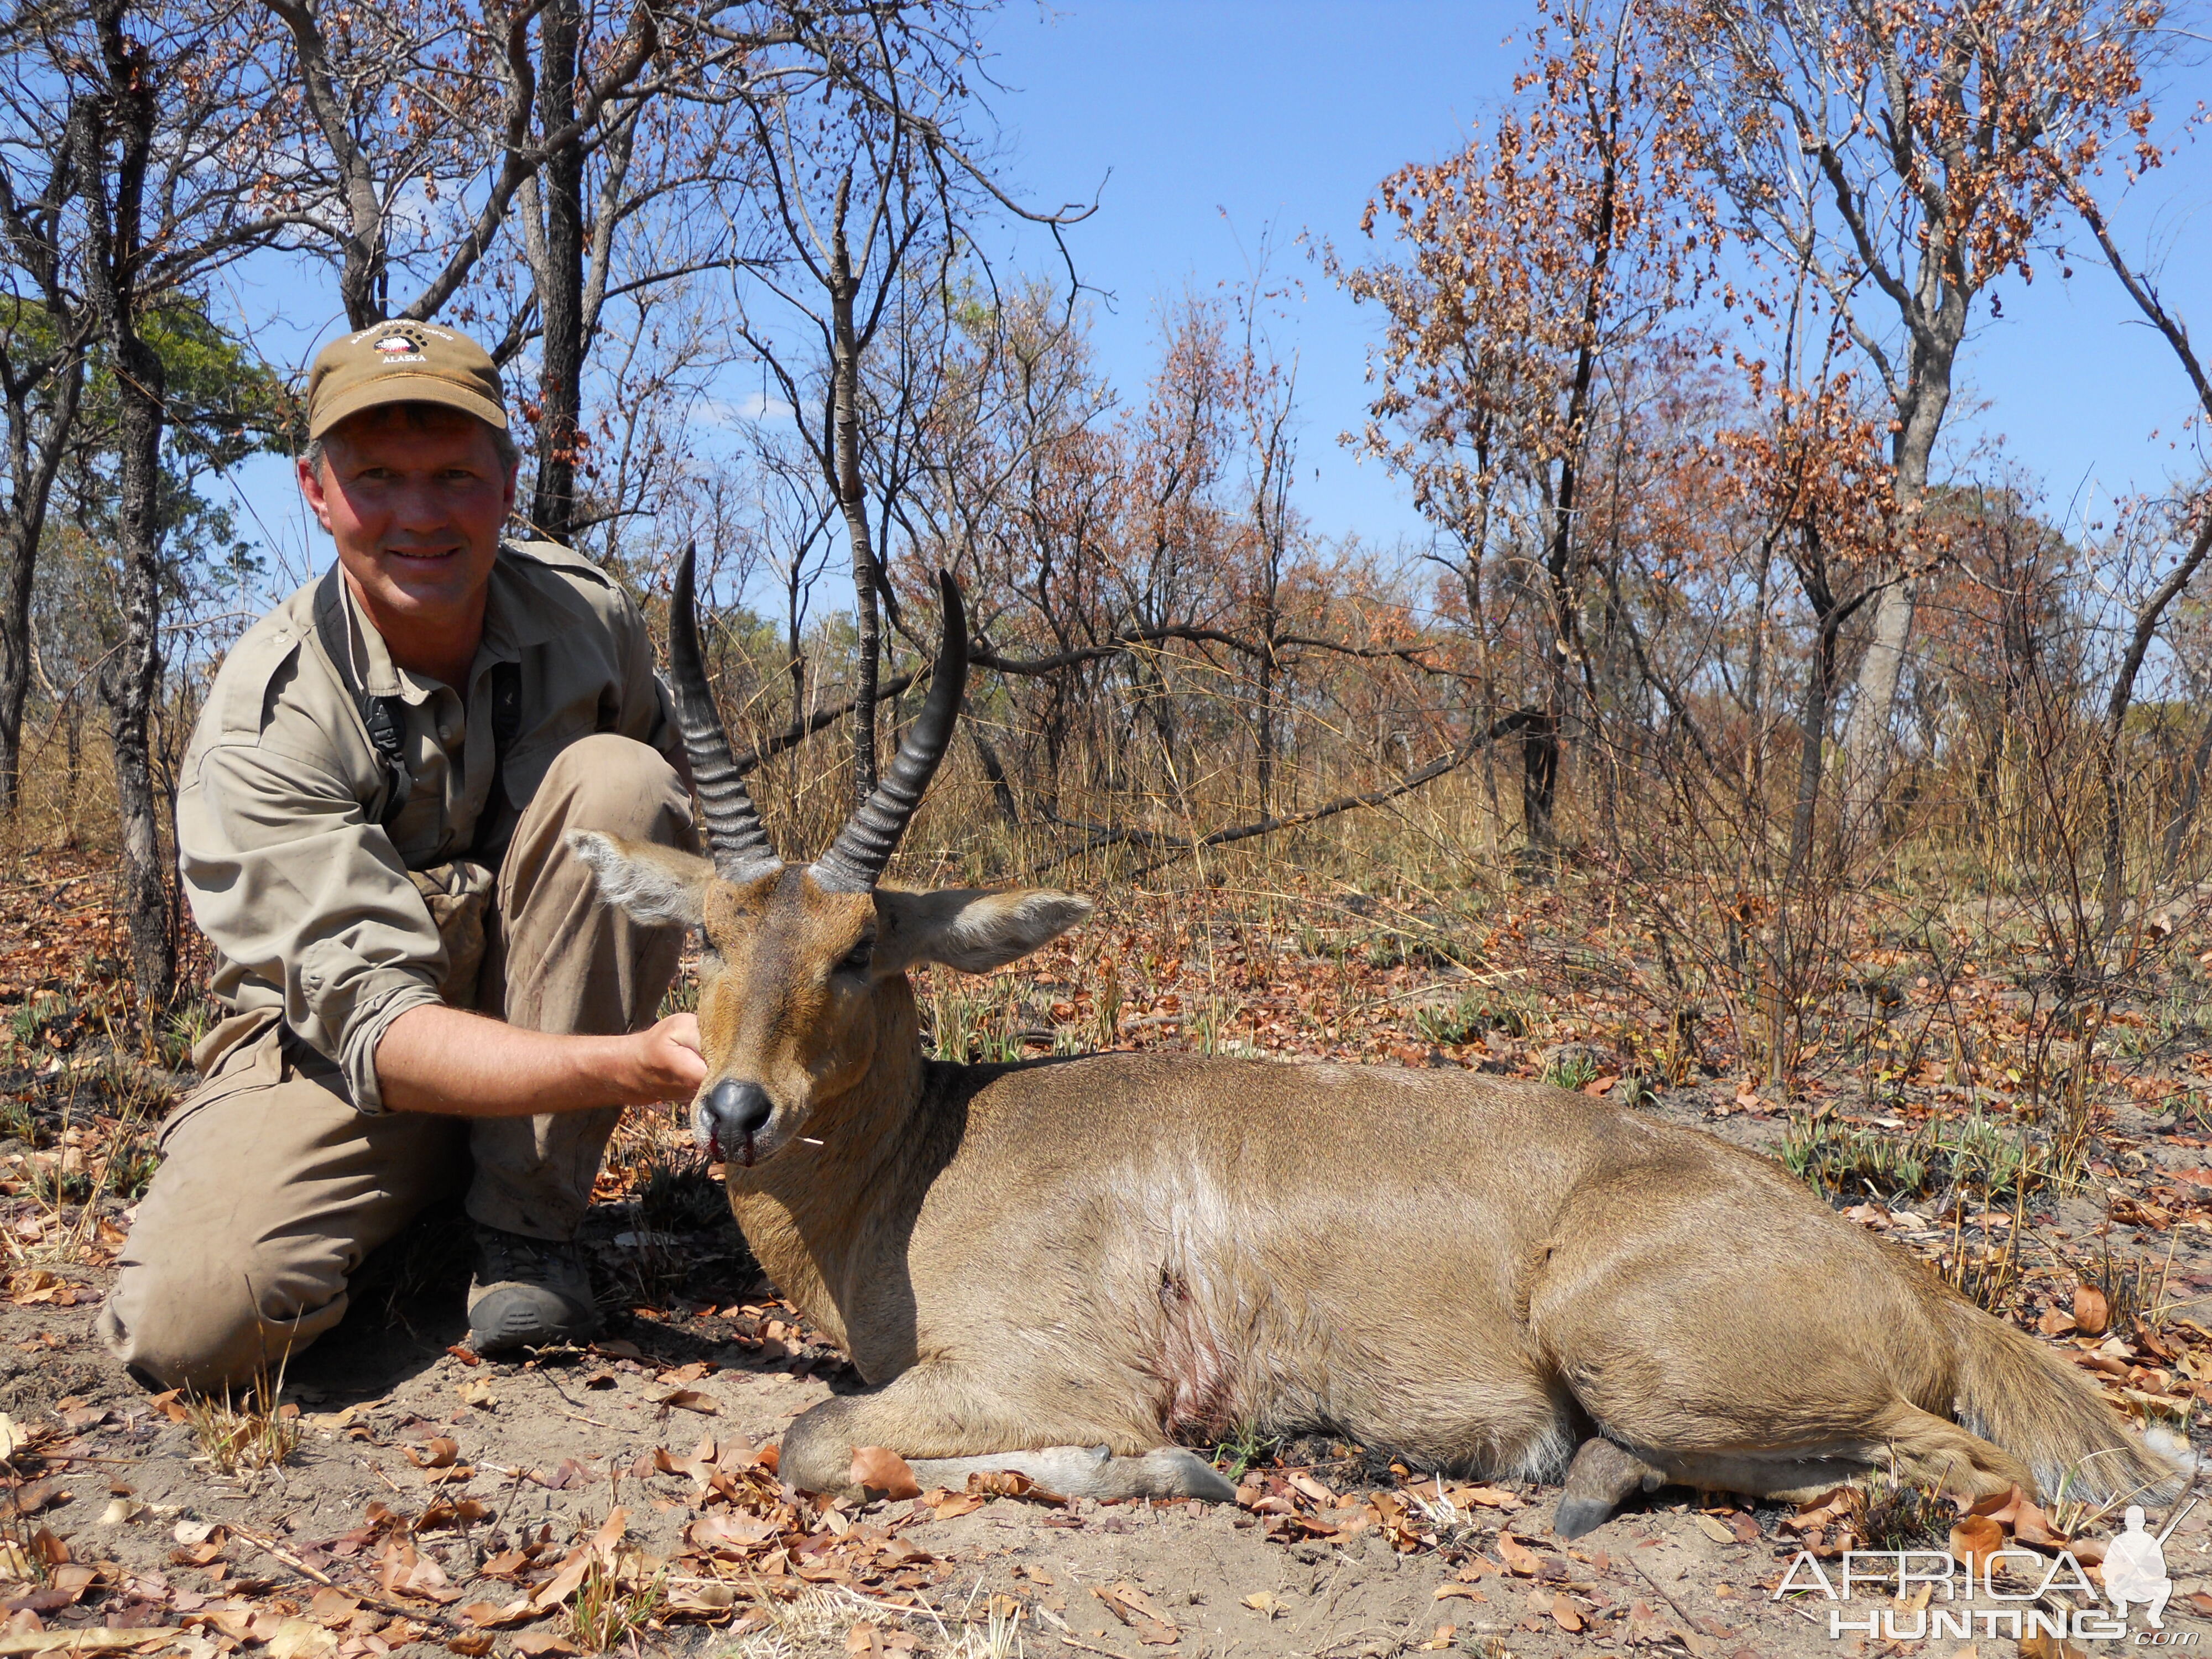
[834,939,874,978]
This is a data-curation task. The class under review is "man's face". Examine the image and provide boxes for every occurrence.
[299,405,517,629]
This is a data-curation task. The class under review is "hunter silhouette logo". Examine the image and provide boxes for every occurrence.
[1777,1496,2198,1643]
[2106,1504,2179,1629]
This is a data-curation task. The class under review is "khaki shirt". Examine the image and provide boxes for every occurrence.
[176,541,677,1110]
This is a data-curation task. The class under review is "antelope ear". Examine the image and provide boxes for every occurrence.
[877,888,1093,974]
[568,831,714,927]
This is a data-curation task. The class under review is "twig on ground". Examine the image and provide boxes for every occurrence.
[1625,1546,1697,1632]
[230,1523,444,1623]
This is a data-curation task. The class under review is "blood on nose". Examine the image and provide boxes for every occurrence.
[707,1078,773,1138]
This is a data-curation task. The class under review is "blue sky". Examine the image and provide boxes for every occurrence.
[228,0,2212,577]
[977,0,2212,547]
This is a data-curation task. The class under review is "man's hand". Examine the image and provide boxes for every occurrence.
[625,1013,705,1103]
[376,1004,707,1118]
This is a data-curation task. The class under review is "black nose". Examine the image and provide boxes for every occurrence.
[706,1078,773,1139]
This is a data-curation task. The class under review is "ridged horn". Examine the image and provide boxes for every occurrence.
[809,570,969,893]
[667,543,780,881]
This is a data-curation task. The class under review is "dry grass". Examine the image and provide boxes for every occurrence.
[568,1552,665,1653]
[182,1374,301,1476]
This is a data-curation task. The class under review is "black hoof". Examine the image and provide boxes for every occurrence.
[1553,1494,1618,1538]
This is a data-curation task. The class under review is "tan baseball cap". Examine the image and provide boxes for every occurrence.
[306,322,507,440]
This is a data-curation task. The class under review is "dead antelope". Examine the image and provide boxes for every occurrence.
[573,551,2185,1531]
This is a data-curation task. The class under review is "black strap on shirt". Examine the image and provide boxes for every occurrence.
[312,564,524,854]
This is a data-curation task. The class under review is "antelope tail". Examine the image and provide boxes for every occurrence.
[1942,1296,2192,1505]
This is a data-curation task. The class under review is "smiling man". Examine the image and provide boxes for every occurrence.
[97,323,708,1390]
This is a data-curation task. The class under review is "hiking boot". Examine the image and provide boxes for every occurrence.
[466,1224,598,1353]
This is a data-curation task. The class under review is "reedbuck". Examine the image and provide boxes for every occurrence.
[574,552,2184,1530]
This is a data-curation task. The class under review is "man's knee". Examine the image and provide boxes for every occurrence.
[539,735,690,844]
[101,1237,348,1395]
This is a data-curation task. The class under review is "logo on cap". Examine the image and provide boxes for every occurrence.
[374,334,419,356]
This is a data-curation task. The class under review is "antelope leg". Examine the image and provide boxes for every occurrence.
[1553,1435,1666,1538]
[907,1445,1237,1502]
[778,1371,1236,1503]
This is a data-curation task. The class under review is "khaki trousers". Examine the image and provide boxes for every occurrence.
[98,734,694,1392]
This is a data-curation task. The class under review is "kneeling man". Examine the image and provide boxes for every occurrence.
[100,322,706,1391]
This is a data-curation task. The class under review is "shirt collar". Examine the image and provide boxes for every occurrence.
[337,544,572,701]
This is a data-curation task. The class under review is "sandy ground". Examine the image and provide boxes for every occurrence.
[0,1073,2206,1659]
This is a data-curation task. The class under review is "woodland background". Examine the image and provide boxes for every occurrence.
[1,0,2210,1130]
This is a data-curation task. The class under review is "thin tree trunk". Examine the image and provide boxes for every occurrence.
[1787,615,1839,887]
[1740,534,1773,818]
[62,698,82,850]
[968,718,1019,827]
[1839,335,1956,812]
[2162,698,2212,879]
[2101,514,2212,934]
[1254,611,1276,817]
[826,178,879,801]
[0,351,85,813]
[1520,709,1558,865]
[528,0,585,544]
[81,0,176,1009]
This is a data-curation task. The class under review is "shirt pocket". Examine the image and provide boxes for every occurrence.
[500,679,607,812]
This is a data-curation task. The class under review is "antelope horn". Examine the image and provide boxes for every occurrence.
[667,542,780,881]
[810,570,968,894]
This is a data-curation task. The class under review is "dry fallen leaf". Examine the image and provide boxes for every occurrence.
[404,1437,461,1470]
[966,1469,1067,1505]
[661,1583,737,1618]
[1495,1532,1542,1576]
[1550,1592,1583,1632]
[687,1511,780,1553]
[456,1379,498,1410]
[265,1616,339,1659]
[458,1600,542,1630]
[2074,1285,2111,1338]
[1095,1583,1178,1646]
[653,1388,719,1415]
[378,1540,461,1605]
[1949,1515,2004,1576]
[849,1446,920,1502]
[0,1630,179,1655]
[1691,1514,1735,1544]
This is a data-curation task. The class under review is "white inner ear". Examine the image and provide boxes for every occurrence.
[888,889,1094,973]
[568,830,711,928]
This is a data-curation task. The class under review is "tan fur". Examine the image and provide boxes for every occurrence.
[572,831,2183,1524]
